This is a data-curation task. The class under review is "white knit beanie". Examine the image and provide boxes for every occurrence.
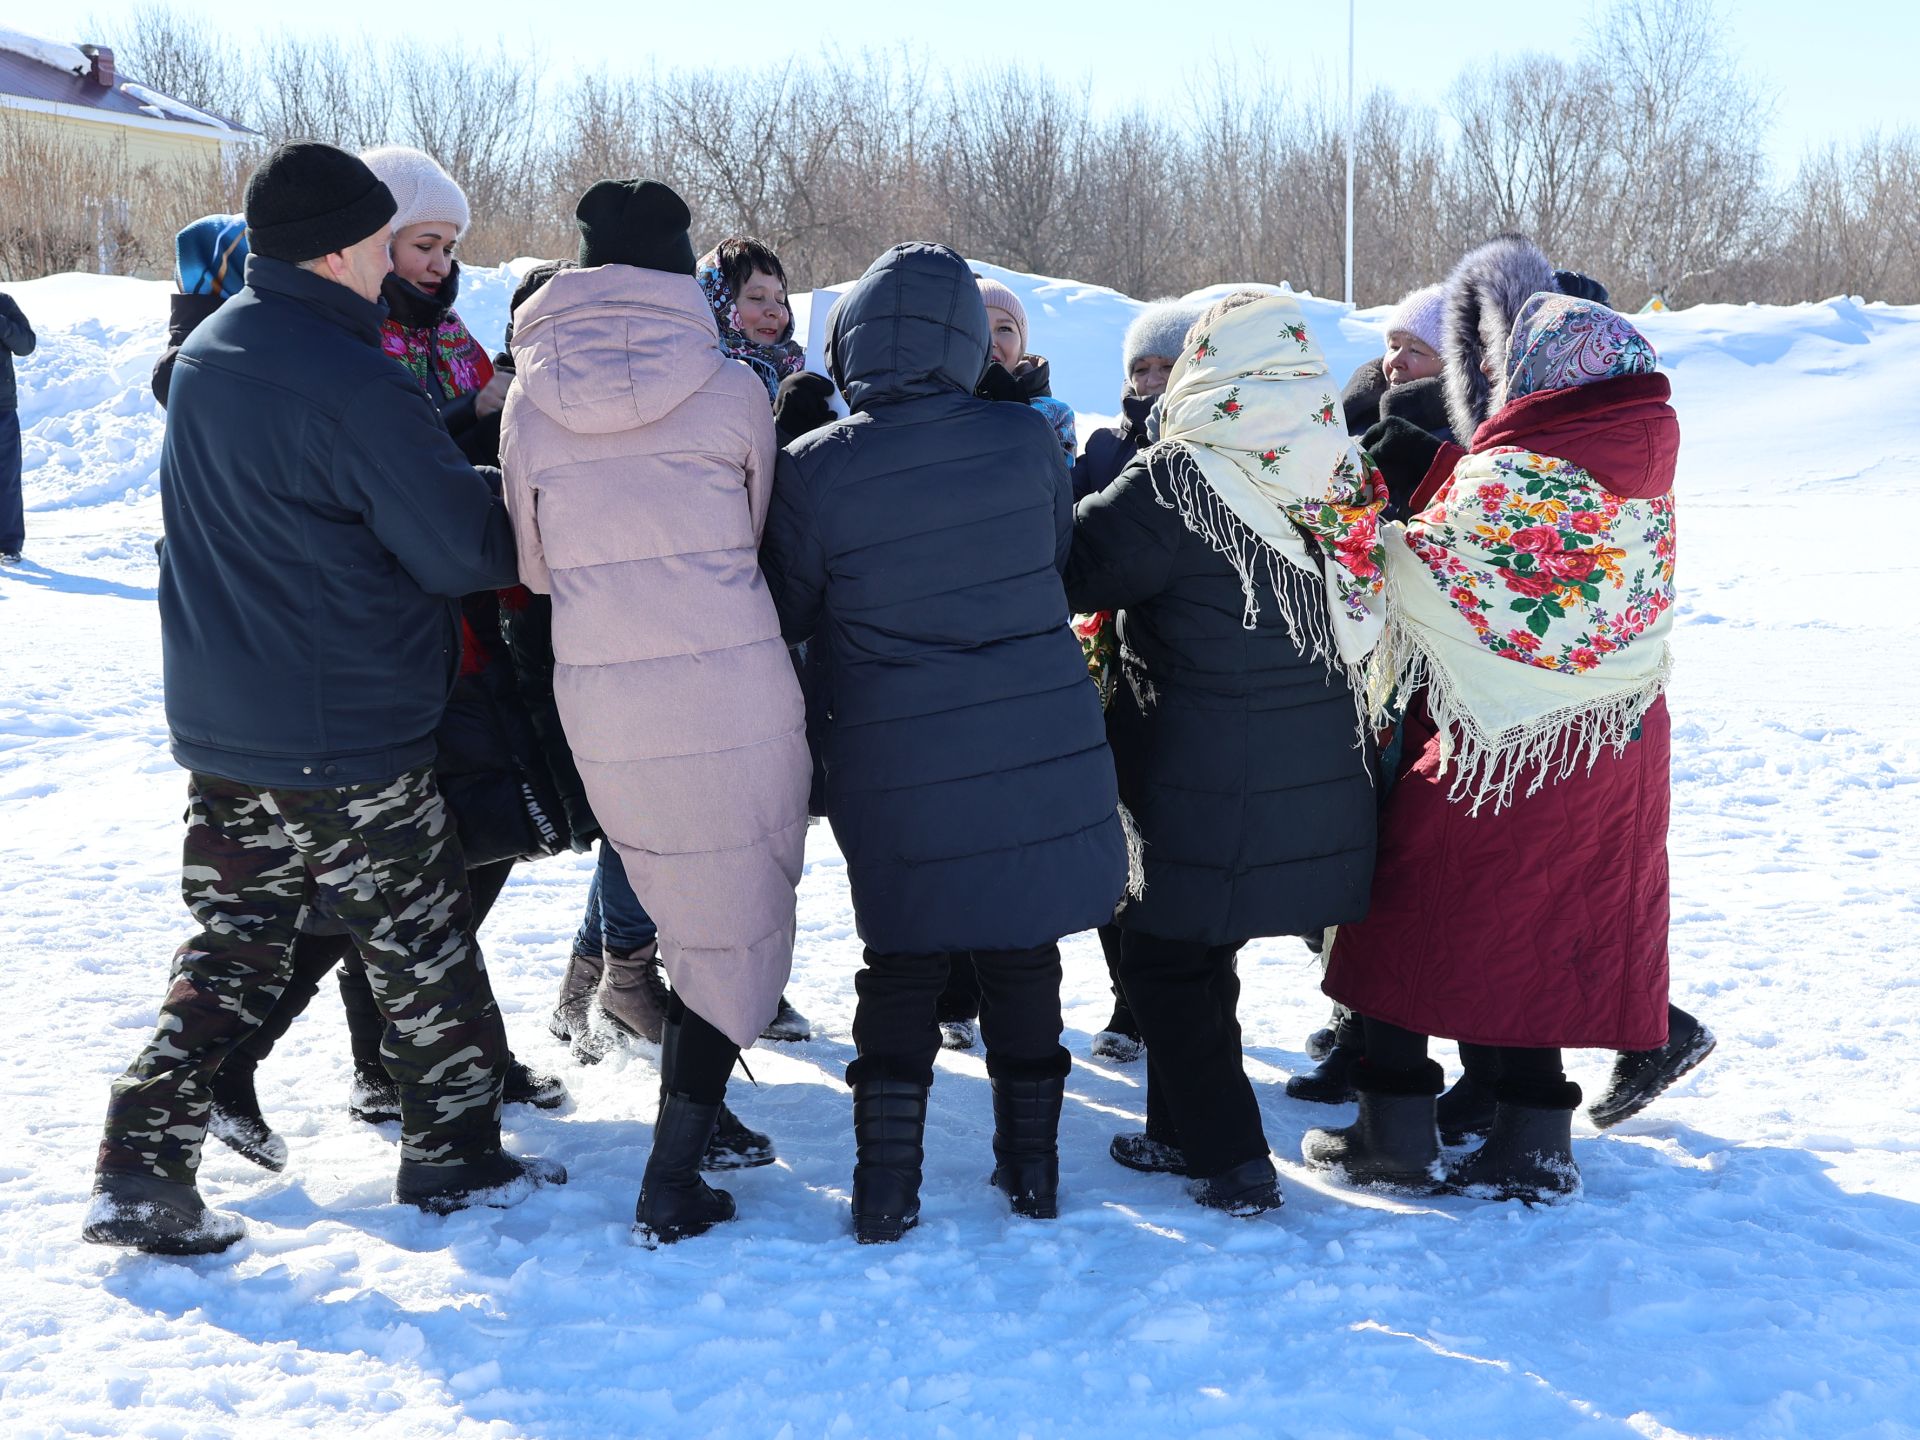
[1123,299,1205,375]
[975,275,1028,355]
[359,145,471,237]
[1384,283,1445,354]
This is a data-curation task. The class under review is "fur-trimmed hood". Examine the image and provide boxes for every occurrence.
[1440,233,1558,441]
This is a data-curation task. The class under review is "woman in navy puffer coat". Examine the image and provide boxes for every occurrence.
[761,242,1126,1241]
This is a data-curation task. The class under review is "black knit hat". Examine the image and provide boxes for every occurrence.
[574,179,696,275]
[245,142,397,264]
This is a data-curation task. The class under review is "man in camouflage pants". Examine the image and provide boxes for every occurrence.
[84,143,562,1254]
[97,770,505,1188]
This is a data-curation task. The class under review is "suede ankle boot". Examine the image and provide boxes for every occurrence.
[548,944,605,1045]
[851,1076,928,1244]
[1300,1057,1444,1192]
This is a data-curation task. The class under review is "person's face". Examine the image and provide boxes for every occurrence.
[1128,353,1175,398]
[1384,330,1443,385]
[391,222,457,291]
[987,308,1023,369]
[734,267,789,344]
[327,226,393,303]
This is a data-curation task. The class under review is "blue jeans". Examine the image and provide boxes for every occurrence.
[0,409,23,554]
[573,839,658,956]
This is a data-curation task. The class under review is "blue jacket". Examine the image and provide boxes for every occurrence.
[158,257,518,787]
[761,243,1126,954]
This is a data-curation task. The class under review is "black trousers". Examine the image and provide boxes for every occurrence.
[1363,1017,1565,1087]
[1116,930,1267,1179]
[663,991,739,1105]
[853,945,1070,1089]
[231,859,516,1074]
[942,928,1133,1027]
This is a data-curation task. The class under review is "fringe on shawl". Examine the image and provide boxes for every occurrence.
[1148,443,1372,736]
[1367,617,1674,816]
[1116,801,1146,907]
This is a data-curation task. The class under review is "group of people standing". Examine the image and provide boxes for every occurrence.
[80,136,1711,1258]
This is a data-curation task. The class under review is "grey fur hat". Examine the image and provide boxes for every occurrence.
[1123,299,1206,376]
[1440,233,1558,440]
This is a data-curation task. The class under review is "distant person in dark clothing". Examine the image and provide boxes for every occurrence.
[1,288,37,563]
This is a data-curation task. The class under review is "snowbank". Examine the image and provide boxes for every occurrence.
[3,265,1918,1439]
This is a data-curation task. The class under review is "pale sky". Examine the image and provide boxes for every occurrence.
[40,0,1916,177]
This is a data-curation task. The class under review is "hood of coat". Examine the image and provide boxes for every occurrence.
[1474,371,1678,500]
[509,264,725,434]
[1440,233,1558,442]
[826,243,989,411]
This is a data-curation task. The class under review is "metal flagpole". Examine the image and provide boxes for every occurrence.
[1344,0,1356,307]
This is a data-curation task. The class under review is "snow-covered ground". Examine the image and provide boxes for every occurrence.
[2,262,1917,1439]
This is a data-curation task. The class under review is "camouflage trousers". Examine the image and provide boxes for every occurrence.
[97,767,508,1186]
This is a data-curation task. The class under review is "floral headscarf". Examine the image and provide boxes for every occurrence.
[1146,293,1388,672]
[1505,292,1657,401]
[696,263,807,405]
[1370,297,1675,811]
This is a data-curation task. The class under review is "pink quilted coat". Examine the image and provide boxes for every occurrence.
[500,264,809,1048]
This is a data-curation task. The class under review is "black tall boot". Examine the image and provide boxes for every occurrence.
[653,1006,776,1171]
[1445,1077,1583,1204]
[989,1074,1064,1220]
[1300,1057,1444,1192]
[851,1076,928,1244]
[634,1092,736,1245]
[207,1052,288,1172]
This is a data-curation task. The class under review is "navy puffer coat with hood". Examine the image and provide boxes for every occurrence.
[761,243,1128,955]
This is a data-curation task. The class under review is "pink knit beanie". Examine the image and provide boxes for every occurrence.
[975,276,1028,355]
[1384,284,1445,354]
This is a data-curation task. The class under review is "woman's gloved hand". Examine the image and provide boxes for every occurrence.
[774,372,840,445]
[1361,416,1444,518]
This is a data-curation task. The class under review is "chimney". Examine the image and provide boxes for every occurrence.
[80,45,116,89]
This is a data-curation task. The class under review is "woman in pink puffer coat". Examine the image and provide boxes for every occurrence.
[500,180,809,1247]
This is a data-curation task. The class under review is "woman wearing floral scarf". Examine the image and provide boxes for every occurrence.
[1308,294,1679,1204]
[1064,291,1386,1218]
[697,237,809,403]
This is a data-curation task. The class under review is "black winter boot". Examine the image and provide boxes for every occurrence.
[1588,1005,1717,1129]
[1109,1132,1189,1175]
[548,945,605,1045]
[207,1054,289,1172]
[503,1056,570,1110]
[1091,1000,1143,1063]
[989,1075,1064,1219]
[395,1149,568,1215]
[82,1172,246,1255]
[1300,1058,1444,1192]
[851,1077,928,1244]
[704,1101,777,1170]
[1187,1154,1284,1216]
[1436,1069,1499,1145]
[348,1062,401,1126]
[1285,1042,1362,1105]
[634,1092,736,1245]
[760,994,813,1043]
[1445,1077,1583,1204]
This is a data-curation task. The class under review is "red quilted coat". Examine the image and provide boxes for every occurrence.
[1323,373,1678,1050]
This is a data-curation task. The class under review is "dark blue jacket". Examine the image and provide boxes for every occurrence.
[158,257,518,788]
[0,292,34,411]
[1070,390,1155,503]
[1065,451,1378,945]
[761,243,1127,955]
